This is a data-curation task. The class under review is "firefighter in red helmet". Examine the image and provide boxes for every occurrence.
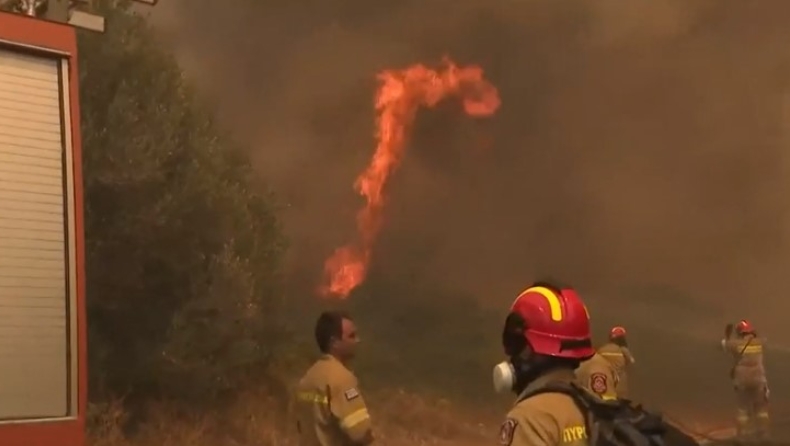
[493,282,596,446]
[494,281,701,446]
[721,319,769,442]
[597,325,636,398]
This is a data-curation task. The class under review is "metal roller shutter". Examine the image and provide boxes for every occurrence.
[0,47,69,419]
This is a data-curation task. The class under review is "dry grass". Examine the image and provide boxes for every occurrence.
[87,387,498,446]
[86,385,741,446]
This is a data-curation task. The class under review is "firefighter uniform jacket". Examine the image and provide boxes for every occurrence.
[499,368,590,446]
[575,352,618,401]
[597,342,635,397]
[295,354,372,446]
[723,334,766,387]
[597,342,634,373]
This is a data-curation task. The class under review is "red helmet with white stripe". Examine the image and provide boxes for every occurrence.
[610,326,627,340]
[503,283,595,360]
[736,319,754,335]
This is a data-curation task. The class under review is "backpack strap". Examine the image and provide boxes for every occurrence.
[517,381,668,446]
[517,380,611,413]
[517,381,600,444]
[729,337,753,378]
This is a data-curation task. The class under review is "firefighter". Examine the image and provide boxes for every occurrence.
[493,282,701,446]
[597,326,636,398]
[295,311,373,446]
[575,351,619,401]
[493,282,596,446]
[721,319,769,442]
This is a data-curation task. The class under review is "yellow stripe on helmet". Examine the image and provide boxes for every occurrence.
[512,286,564,321]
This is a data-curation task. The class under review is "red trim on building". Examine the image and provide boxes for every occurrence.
[0,11,86,446]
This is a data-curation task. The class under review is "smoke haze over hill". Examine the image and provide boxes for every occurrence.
[146,1,790,415]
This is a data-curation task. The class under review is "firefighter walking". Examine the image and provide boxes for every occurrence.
[721,319,769,442]
[295,311,374,446]
[597,326,635,399]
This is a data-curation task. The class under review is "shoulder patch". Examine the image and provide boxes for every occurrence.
[499,418,517,446]
[344,388,360,401]
[590,372,608,395]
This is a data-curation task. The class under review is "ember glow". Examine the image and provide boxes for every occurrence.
[319,57,501,299]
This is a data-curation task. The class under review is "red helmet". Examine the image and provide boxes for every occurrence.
[504,283,595,359]
[736,319,754,334]
[610,326,627,340]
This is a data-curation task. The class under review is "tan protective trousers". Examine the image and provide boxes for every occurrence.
[734,383,769,441]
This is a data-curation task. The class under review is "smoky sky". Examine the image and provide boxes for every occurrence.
[150,0,790,338]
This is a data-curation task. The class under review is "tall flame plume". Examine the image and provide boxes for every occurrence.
[319,57,501,299]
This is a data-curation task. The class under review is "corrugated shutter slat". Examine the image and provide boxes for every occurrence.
[0,48,68,419]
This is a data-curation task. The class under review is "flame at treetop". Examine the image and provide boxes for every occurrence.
[319,57,501,299]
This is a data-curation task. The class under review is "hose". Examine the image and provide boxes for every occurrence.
[661,412,733,443]
[662,412,790,444]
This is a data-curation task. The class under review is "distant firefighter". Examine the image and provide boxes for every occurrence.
[597,326,636,399]
[721,319,769,442]
[575,351,619,401]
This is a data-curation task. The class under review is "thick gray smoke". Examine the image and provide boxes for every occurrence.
[150,0,790,340]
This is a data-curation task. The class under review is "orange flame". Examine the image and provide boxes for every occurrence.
[319,57,501,299]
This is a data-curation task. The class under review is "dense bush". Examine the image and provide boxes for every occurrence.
[77,1,287,402]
